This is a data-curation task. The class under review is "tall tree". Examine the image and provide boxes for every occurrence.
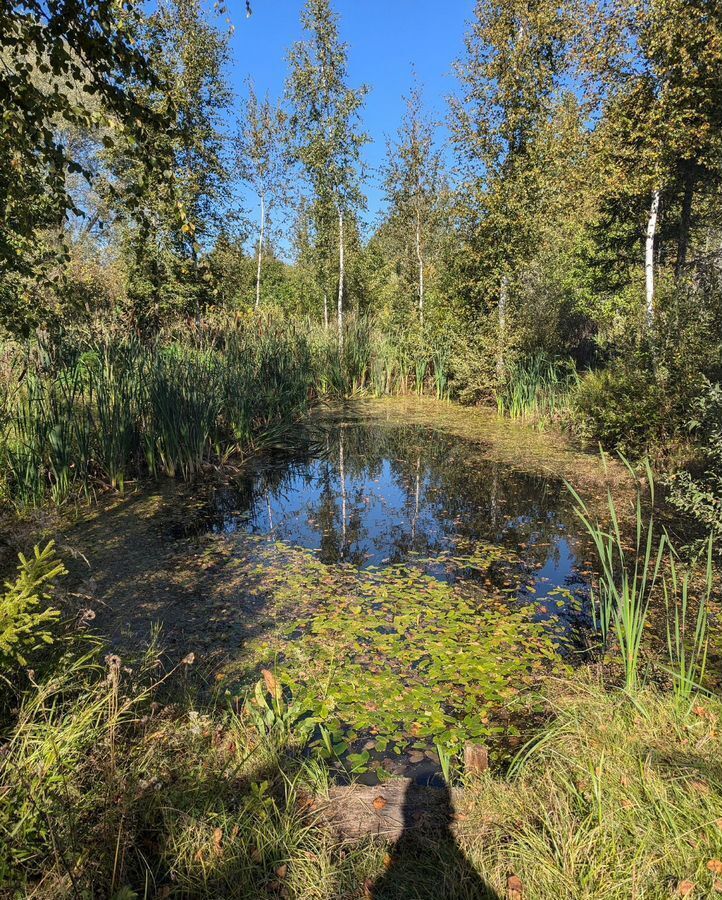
[236,81,286,309]
[450,0,572,378]
[381,75,443,327]
[286,0,368,346]
[1,0,171,334]
[585,0,722,329]
[107,0,233,329]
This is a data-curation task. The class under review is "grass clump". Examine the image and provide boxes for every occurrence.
[0,639,379,899]
[496,353,579,422]
[458,676,722,899]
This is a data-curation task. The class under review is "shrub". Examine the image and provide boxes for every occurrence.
[668,380,722,547]
[573,362,666,457]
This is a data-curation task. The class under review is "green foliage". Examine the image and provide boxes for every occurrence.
[0,542,65,675]
[668,380,722,545]
[0,0,172,335]
[220,535,570,774]
[573,362,666,456]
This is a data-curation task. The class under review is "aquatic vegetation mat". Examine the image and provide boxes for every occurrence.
[214,536,576,778]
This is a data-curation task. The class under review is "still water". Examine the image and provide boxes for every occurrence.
[79,404,596,783]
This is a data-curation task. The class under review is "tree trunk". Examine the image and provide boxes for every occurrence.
[645,189,660,329]
[255,191,265,310]
[323,290,329,330]
[416,210,424,327]
[337,207,345,351]
[496,275,508,382]
[675,168,695,280]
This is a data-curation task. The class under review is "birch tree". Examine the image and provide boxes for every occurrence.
[585,0,722,330]
[450,0,571,379]
[286,0,367,347]
[381,76,442,327]
[236,80,285,308]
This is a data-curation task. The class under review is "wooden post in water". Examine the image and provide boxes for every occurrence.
[464,742,489,776]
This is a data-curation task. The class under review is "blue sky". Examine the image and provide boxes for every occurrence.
[225,0,474,233]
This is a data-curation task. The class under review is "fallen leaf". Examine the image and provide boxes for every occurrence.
[708,860,722,875]
[276,864,288,879]
[213,827,223,853]
[373,796,387,811]
[262,668,280,697]
[508,873,524,900]
[677,881,695,897]
[714,880,722,894]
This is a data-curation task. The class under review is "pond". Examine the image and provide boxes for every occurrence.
[68,400,603,784]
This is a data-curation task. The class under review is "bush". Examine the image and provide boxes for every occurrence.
[668,379,722,547]
[573,362,666,457]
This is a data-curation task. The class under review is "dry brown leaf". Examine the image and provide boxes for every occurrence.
[508,873,524,900]
[276,863,288,879]
[714,880,722,894]
[213,827,223,853]
[363,876,375,898]
[708,860,722,875]
[262,668,280,697]
[677,881,695,897]
[373,796,387,811]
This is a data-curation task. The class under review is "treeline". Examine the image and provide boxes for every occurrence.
[3,1,722,504]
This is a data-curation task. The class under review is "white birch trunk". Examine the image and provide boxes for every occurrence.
[255,191,265,310]
[645,189,660,329]
[337,207,345,351]
[339,427,346,554]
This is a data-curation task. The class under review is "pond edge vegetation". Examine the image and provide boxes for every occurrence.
[2,429,720,897]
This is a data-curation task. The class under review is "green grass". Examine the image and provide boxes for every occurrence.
[458,676,722,900]
[5,646,722,899]
[497,353,579,422]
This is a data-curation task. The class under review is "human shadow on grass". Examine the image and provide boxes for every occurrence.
[371,779,500,900]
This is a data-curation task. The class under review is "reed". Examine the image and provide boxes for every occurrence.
[0,317,319,507]
[663,534,714,703]
[497,353,578,421]
[566,457,665,691]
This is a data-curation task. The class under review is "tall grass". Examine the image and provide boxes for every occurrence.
[663,534,713,704]
[497,353,578,421]
[0,318,318,507]
[567,457,665,690]
[567,456,715,697]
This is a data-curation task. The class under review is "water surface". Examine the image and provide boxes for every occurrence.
[74,402,598,783]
